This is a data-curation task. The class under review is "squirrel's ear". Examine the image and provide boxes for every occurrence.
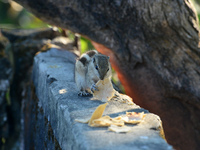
[93,57,95,63]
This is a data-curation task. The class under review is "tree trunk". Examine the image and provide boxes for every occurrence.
[14,0,200,149]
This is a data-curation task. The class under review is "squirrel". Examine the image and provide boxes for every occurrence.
[75,50,112,96]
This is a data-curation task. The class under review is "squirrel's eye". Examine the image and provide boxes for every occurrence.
[107,68,109,72]
[93,58,95,63]
[95,65,99,70]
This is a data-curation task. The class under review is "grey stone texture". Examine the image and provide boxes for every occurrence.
[32,48,173,150]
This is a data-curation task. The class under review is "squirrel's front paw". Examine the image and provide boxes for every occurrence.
[91,84,99,93]
[78,91,92,97]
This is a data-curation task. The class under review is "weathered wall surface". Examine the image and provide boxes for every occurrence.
[29,48,173,150]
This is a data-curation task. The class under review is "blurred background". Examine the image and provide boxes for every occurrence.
[1,0,200,91]
[0,0,124,90]
[0,0,94,53]
[1,0,200,29]
[0,0,200,149]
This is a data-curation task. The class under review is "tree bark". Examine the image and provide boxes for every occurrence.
[14,0,200,149]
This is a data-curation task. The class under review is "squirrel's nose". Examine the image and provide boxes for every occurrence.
[100,76,104,80]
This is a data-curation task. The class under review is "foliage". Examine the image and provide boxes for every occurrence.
[0,0,47,29]
[80,37,94,54]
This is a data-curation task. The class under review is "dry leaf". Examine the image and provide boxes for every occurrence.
[112,92,134,105]
[76,102,146,134]
[90,116,124,127]
[91,78,115,102]
[88,103,108,126]
[115,112,146,124]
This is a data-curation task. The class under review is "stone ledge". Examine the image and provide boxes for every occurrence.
[32,48,173,150]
